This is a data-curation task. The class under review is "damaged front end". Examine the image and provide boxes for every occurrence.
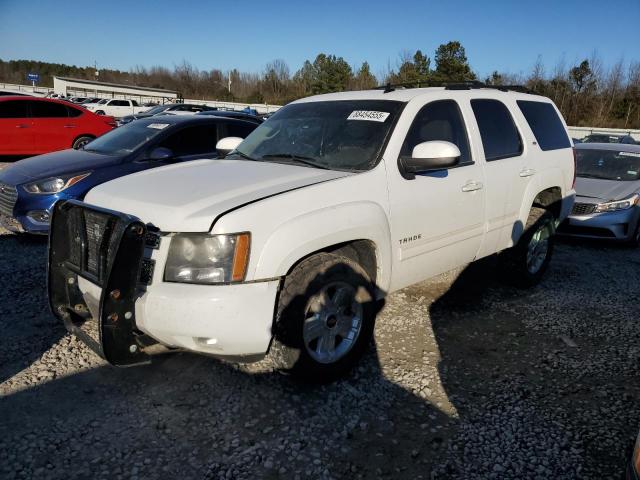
[48,199,157,366]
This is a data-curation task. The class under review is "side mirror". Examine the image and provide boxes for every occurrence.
[148,147,173,161]
[400,141,461,179]
[216,137,243,158]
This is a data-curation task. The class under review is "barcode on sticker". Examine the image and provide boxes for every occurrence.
[347,111,390,122]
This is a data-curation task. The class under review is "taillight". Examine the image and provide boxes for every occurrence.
[572,147,577,188]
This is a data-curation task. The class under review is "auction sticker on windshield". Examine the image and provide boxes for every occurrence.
[147,123,170,130]
[620,151,640,158]
[347,111,390,122]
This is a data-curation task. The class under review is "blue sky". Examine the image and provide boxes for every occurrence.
[1,0,638,80]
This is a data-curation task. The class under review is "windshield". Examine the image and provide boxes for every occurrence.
[231,100,404,171]
[142,105,168,115]
[97,99,108,104]
[576,149,640,181]
[83,121,169,155]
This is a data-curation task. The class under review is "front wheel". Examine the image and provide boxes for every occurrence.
[268,252,377,383]
[626,223,640,248]
[503,207,555,288]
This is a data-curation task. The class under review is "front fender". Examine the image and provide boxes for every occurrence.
[254,201,392,292]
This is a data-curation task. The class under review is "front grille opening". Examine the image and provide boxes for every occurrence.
[560,224,616,238]
[571,203,597,216]
[0,183,18,217]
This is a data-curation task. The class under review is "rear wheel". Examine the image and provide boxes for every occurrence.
[72,136,93,150]
[503,207,555,287]
[268,252,376,383]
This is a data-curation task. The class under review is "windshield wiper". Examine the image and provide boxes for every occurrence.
[578,173,610,180]
[261,153,331,170]
[228,150,258,162]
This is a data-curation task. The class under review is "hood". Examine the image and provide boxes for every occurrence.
[575,177,640,202]
[85,159,353,232]
[0,149,124,186]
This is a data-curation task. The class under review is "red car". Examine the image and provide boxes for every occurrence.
[0,96,116,155]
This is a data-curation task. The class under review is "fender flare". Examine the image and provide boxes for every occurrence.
[254,201,393,292]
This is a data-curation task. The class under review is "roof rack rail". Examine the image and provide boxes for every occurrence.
[445,81,535,94]
[374,81,441,93]
[375,80,535,95]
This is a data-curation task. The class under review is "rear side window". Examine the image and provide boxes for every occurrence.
[0,100,28,118]
[471,99,522,161]
[30,101,69,118]
[158,125,218,156]
[66,105,83,117]
[517,101,570,151]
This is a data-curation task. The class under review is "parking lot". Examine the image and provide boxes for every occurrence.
[0,223,638,479]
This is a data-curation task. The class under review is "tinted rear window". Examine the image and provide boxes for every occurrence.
[517,100,570,151]
[471,99,522,161]
[30,101,69,118]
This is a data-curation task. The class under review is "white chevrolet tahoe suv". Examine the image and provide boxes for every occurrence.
[84,99,148,118]
[48,84,575,382]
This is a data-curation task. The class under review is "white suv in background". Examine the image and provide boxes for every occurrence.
[49,83,575,383]
[84,98,148,117]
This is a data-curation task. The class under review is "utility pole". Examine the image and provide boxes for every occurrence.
[228,72,232,94]
[94,61,99,95]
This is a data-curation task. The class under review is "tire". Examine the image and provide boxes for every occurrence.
[503,207,555,288]
[72,136,93,150]
[268,252,376,383]
[95,110,105,115]
[626,223,640,248]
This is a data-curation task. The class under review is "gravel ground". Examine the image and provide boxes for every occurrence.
[0,228,638,480]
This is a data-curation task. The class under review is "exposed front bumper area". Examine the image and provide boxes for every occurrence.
[135,280,280,359]
[49,200,280,366]
[558,206,640,241]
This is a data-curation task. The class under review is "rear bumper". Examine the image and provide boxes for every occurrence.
[558,208,639,241]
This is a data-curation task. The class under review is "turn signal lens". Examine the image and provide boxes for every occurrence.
[231,233,250,282]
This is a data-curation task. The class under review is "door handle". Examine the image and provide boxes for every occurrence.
[462,181,483,192]
[16,124,29,129]
[519,168,536,177]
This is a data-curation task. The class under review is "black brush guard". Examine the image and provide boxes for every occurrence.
[48,200,151,366]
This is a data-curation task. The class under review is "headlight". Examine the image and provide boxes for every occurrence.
[23,172,91,194]
[164,233,250,284]
[594,194,639,213]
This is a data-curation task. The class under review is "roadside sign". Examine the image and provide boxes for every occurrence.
[27,73,39,83]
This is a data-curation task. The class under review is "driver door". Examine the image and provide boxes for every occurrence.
[387,99,486,291]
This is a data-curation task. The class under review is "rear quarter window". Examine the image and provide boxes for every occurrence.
[517,100,571,151]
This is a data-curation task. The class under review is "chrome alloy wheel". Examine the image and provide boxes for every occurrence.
[302,281,363,364]
[526,220,553,274]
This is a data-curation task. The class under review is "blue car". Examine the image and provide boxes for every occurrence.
[0,115,258,234]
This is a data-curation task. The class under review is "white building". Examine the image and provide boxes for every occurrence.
[53,76,178,104]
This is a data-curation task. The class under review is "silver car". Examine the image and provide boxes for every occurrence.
[560,143,640,246]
